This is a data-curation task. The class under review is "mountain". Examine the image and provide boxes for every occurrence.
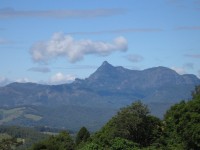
[0,61,199,131]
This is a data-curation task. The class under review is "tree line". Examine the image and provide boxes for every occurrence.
[9,86,200,150]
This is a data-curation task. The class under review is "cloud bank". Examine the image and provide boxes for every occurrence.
[175,26,200,31]
[67,28,163,35]
[185,54,200,59]
[30,32,128,63]
[28,67,51,73]
[0,8,125,19]
[53,65,97,70]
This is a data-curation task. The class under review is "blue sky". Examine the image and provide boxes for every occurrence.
[0,0,200,85]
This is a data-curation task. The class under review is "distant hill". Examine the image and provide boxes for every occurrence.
[0,61,199,131]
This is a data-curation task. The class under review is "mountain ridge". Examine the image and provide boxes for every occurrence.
[0,61,199,131]
[3,61,199,88]
[1,61,200,106]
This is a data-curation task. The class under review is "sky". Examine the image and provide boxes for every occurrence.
[0,0,200,86]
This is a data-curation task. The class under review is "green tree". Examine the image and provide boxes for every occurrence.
[111,101,162,147]
[30,131,75,150]
[91,101,162,148]
[76,127,90,145]
[163,85,200,149]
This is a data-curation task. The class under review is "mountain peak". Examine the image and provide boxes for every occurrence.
[87,61,116,81]
[97,61,114,71]
[101,61,112,67]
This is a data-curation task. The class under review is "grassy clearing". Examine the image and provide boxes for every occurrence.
[0,108,25,124]
[0,107,42,125]
[24,114,42,121]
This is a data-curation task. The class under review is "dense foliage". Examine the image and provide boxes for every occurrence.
[163,86,200,149]
[30,131,74,150]
[76,127,90,145]
[10,86,200,149]
[80,101,163,149]
[0,126,48,150]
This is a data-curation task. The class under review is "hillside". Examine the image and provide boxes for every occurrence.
[30,86,200,150]
[0,61,199,131]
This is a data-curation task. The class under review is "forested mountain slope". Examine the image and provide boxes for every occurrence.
[30,86,200,150]
[0,61,199,131]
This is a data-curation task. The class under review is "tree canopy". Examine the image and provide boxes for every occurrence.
[82,101,163,149]
[30,131,74,150]
[76,127,90,145]
[163,85,200,149]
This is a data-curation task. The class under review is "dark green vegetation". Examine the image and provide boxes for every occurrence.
[75,127,90,146]
[163,86,200,149]
[84,101,162,149]
[0,61,199,131]
[30,86,200,150]
[0,126,49,150]
[30,131,74,150]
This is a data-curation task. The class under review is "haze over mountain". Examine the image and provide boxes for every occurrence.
[0,61,199,131]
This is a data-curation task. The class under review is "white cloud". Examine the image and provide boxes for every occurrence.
[48,72,75,85]
[0,77,11,86]
[0,76,33,86]
[171,67,187,75]
[0,74,75,86]
[15,78,30,83]
[30,32,128,63]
